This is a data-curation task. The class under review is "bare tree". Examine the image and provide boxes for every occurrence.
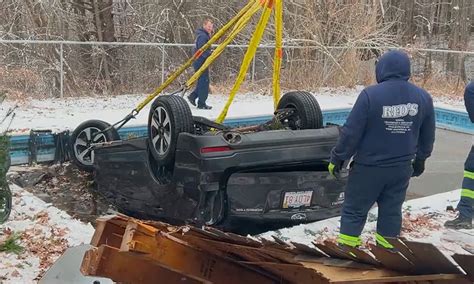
[0,0,472,98]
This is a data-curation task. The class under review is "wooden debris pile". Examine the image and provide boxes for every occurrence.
[81,215,473,284]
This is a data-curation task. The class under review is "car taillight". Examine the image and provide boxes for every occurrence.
[200,146,232,154]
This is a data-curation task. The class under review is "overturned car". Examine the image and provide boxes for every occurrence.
[70,91,347,231]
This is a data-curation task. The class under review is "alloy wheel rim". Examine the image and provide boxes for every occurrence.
[151,106,172,156]
[74,127,107,166]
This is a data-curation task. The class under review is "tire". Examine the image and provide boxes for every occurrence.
[277,91,323,130]
[70,120,120,172]
[148,95,193,168]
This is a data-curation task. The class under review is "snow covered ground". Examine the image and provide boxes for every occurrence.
[0,184,94,283]
[0,185,471,282]
[0,87,470,281]
[1,86,466,134]
[259,189,473,257]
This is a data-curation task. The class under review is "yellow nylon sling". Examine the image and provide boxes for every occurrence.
[272,0,283,109]
[134,0,256,112]
[216,0,275,123]
[185,0,263,89]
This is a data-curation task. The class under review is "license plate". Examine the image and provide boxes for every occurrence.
[282,191,313,209]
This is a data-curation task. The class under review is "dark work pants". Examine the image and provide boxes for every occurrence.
[189,62,210,108]
[340,163,413,238]
[458,146,474,219]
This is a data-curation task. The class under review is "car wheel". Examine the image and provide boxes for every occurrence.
[70,120,120,172]
[148,95,193,168]
[277,91,323,129]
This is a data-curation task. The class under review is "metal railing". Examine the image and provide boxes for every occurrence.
[1,39,473,98]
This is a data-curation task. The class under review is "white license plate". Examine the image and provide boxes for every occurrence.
[282,191,313,209]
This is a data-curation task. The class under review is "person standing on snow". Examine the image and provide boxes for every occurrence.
[187,19,214,110]
[444,82,474,230]
[328,50,436,249]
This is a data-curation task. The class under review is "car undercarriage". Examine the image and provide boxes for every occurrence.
[71,91,348,231]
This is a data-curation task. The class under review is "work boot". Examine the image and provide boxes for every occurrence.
[187,95,196,106]
[198,105,212,110]
[444,216,473,230]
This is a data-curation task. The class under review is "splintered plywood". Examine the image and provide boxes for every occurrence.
[301,261,400,283]
[81,245,210,284]
[295,255,376,270]
[452,254,474,281]
[312,241,380,266]
[203,226,262,247]
[401,240,462,275]
[291,242,327,258]
[313,242,358,262]
[385,237,418,264]
[119,223,277,284]
[244,262,330,284]
[346,247,380,266]
[320,241,380,266]
[369,244,416,274]
[301,262,469,283]
[90,217,128,248]
[180,235,297,264]
[82,216,472,284]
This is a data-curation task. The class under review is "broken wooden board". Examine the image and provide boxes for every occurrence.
[301,261,470,284]
[81,245,210,284]
[90,216,128,248]
[81,216,472,284]
[378,238,463,276]
[401,240,463,275]
[244,262,330,284]
[119,222,279,284]
[291,241,327,258]
[314,241,361,262]
[260,238,295,255]
[452,254,474,282]
[346,247,380,266]
[204,226,262,247]
[385,237,418,264]
[180,234,298,264]
[294,255,376,270]
[313,241,381,267]
[369,244,416,274]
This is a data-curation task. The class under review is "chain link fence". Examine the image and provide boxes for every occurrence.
[0,39,473,99]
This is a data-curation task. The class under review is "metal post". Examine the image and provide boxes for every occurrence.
[161,45,165,84]
[60,43,64,98]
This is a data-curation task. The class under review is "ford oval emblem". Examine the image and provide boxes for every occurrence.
[291,213,307,221]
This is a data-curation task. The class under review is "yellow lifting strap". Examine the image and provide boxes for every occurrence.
[272,0,283,110]
[133,0,256,113]
[185,0,263,89]
[216,0,275,123]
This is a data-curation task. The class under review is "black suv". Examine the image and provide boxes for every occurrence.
[70,91,347,231]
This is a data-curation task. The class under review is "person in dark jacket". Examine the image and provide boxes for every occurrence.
[187,19,214,110]
[328,50,436,249]
[444,81,474,229]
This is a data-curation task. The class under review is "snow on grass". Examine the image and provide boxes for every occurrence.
[2,87,364,134]
[0,184,94,282]
[258,189,473,257]
[0,85,470,280]
[1,85,466,135]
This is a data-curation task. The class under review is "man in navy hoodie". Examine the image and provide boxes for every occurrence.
[188,19,214,110]
[328,50,436,249]
[444,81,474,229]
